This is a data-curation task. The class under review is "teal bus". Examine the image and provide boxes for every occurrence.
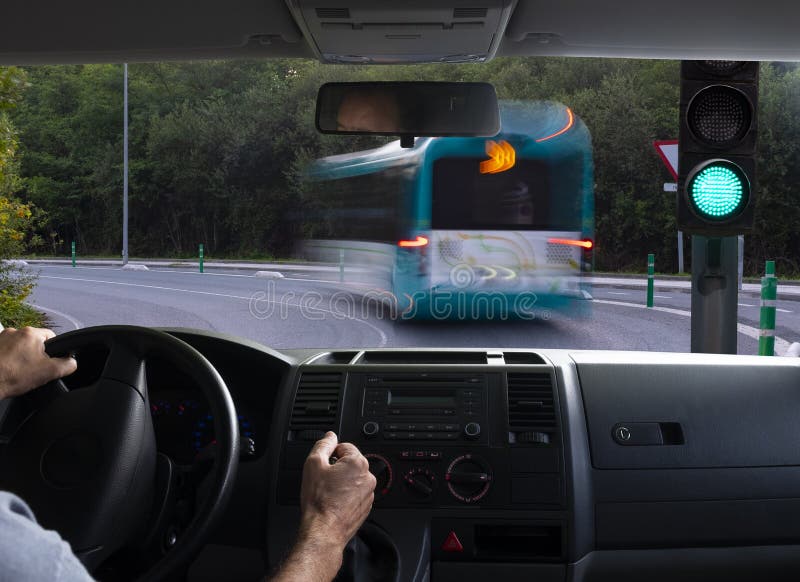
[301,101,594,320]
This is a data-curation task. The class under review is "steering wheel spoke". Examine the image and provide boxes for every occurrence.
[102,341,148,396]
[138,455,194,560]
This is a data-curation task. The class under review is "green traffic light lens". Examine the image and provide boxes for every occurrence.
[688,161,749,220]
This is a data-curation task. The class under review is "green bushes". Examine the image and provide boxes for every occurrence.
[0,197,44,328]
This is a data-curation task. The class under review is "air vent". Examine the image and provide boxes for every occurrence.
[289,372,342,438]
[309,351,359,365]
[357,351,487,365]
[507,373,557,443]
[503,352,546,365]
[316,7,350,18]
[453,7,488,18]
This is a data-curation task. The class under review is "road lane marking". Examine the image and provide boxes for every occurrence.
[37,265,375,287]
[39,265,257,278]
[154,270,377,288]
[738,303,754,307]
[35,265,117,271]
[26,303,83,330]
[39,275,388,347]
[777,308,793,313]
[150,269,253,278]
[592,298,791,355]
[607,291,629,296]
[653,295,671,299]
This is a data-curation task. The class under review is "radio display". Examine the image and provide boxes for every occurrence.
[388,391,457,406]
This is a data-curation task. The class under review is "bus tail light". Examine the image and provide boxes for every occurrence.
[547,237,593,249]
[398,236,429,248]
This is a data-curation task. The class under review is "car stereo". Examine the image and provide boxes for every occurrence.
[359,373,487,442]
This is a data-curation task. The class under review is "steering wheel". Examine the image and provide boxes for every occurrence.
[0,325,239,581]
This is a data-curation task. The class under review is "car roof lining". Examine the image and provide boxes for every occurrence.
[1,0,799,65]
[0,0,312,65]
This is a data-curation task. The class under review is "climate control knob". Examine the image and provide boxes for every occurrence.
[403,468,436,501]
[364,454,393,500]
[445,454,493,503]
[464,422,481,438]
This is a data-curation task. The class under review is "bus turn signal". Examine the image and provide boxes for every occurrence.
[480,140,515,174]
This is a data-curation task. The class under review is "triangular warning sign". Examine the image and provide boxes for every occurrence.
[654,140,679,180]
[441,531,464,553]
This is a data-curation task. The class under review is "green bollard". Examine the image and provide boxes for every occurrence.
[759,260,777,356]
[199,244,204,274]
[646,253,654,308]
[71,241,76,268]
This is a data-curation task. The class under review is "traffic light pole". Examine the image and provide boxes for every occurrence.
[690,235,739,354]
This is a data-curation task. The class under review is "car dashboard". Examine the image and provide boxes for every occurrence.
[263,344,800,582]
[168,330,800,582]
[5,328,800,582]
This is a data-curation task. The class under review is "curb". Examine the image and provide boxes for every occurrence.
[590,282,800,303]
[595,272,800,287]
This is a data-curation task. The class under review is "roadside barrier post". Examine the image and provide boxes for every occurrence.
[339,249,344,283]
[199,244,204,274]
[646,253,654,307]
[71,241,76,268]
[759,260,777,356]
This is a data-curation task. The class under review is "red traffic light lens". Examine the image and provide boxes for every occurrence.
[687,85,753,148]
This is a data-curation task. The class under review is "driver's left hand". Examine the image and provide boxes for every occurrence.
[0,327,77,399]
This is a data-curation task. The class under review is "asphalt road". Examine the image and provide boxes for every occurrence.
[28,264,799,355]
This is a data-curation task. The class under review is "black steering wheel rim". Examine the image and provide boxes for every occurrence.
[0,325,239,581]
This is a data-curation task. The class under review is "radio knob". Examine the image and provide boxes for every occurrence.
[464,422,481,438]
[362,421,380,437]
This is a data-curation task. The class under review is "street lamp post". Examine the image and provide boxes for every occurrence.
[122,63,129,266]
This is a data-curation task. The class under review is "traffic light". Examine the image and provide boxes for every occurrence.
[678,61,759,234]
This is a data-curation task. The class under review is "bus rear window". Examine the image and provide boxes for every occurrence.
[431,157,583,230]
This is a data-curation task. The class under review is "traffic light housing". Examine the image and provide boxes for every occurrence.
[678,61,759,234]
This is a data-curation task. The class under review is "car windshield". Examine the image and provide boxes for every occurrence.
[0,58,796,353]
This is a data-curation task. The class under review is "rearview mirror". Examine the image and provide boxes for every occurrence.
[316,82,500,141]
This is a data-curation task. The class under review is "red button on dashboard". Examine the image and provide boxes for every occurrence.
[441,531,464,553]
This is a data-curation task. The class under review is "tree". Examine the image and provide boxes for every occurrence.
[8,58,800,276]
[0,66,43,327]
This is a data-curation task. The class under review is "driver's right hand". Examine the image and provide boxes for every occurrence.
[298,432,376,550]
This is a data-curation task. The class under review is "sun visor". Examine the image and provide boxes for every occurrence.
[285,0,516,63]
